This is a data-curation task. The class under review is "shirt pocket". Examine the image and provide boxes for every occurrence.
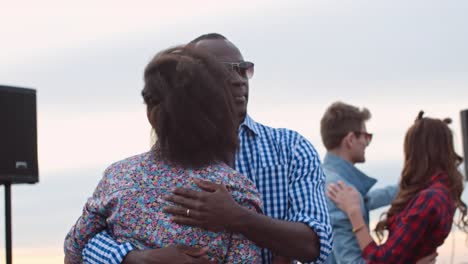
[254,149,286,190]
[256,142,285,168]
[254,163,289,219]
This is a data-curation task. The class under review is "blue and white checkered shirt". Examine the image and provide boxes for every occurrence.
[82,115,332,264]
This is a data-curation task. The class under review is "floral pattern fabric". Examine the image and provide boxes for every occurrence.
[64,148,263,264]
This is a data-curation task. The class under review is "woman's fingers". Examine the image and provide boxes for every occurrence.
[337,180,347,190]
[328,181,355,201]
[326,189,336,200]
[327,183,340,194]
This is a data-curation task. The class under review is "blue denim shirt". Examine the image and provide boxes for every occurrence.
[323,153,397,264]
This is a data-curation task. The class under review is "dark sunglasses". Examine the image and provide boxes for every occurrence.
[354,131,373,143]
[221,61,255,79]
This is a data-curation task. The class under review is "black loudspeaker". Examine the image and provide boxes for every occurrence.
[0,85,38,184]
[462,109,468,180]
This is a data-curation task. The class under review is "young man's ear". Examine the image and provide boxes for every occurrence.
[343,132,355,148]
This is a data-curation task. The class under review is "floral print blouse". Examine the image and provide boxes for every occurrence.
[64,148,263,263]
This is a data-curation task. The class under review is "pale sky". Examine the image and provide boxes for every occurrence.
[1,1,468,263]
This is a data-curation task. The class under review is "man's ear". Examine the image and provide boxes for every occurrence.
[343,132,354,149]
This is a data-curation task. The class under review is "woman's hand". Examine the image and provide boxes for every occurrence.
[327,181,362,216]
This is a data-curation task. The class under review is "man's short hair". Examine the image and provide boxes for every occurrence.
[189,33,227,44]
[320,102,371,150]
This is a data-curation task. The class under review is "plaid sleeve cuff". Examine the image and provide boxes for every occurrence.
[82,231,135,264]
[290,216,333,264]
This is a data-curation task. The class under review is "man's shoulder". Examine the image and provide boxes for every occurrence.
[246,118,321,166]
[254,120,311,147]
[324,167,344,184]
[324,170,355,191]
[254,120,299,135]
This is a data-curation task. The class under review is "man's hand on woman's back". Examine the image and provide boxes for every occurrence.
[163,179,246,232]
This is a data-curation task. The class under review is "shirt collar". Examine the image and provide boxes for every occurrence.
[323,152,377,195]
[239,114,261,137]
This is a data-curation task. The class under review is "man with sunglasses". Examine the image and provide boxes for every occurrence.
[81,33,332,264]
[320,102,398,264]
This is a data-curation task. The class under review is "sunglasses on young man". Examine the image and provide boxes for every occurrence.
[221,61,255,79]
[354,131,373,143]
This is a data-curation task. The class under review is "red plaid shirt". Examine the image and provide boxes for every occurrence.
[362,172,456,263]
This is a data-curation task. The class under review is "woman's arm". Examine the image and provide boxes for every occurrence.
[345,209,374,250]
[64,197,109,263]
[327,181,373,250]
[64,170,114,264]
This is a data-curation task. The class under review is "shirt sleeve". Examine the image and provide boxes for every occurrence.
[362,189,441,263]
[82,231,135,264]
[365,185,398,211]
[64,168,118,264]
[285,135,333,264]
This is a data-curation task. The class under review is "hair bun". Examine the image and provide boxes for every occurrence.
[416,111,424,120]
[442,118,452,124]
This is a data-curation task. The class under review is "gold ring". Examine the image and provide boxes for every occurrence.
[186,209,190,217]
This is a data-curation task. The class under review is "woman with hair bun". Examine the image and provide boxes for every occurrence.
[327,111,468,264]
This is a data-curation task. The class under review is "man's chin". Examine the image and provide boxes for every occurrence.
[355,157,366,164]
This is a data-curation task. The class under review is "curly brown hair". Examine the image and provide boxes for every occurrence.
[141,46,238,168]
[375,112,468,241]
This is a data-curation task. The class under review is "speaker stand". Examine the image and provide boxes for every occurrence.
[2,183,12,264]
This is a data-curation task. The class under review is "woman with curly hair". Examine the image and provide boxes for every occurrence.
[64,46,262,264]
[327,111,468,263]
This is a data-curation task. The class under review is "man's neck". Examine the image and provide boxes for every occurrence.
[328,148,355,165]
[237,115,247,128]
